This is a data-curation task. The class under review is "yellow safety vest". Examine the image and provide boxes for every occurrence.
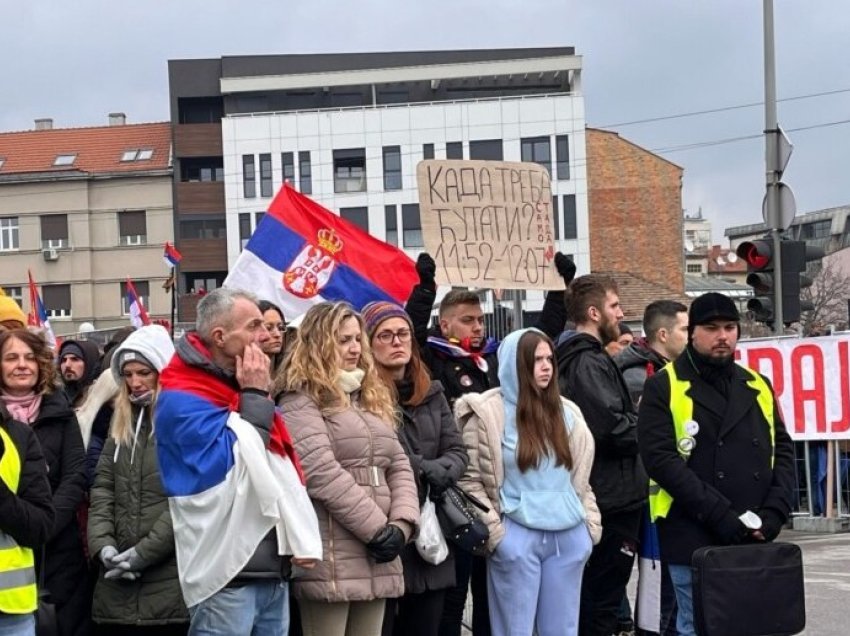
[648,362,776,522]
[0,426,37,614]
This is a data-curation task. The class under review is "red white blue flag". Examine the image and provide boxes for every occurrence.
[163,241,183,268]
[224,183,418,318]
[126,278,151,328]
[27,270,58,349]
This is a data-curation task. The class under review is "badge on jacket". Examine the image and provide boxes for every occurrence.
[459,374,473,387]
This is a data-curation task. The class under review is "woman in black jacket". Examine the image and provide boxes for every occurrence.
[362,302,469,636]
[0,329,87,636]
[0,401,55,634]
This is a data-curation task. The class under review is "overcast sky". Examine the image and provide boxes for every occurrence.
[2,1,848,243]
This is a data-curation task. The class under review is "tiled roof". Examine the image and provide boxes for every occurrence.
[597,271,692,322]
[0,122,171,176]
[707,244,747,274]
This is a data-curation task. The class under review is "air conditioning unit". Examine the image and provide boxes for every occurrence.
[42,248,59,262]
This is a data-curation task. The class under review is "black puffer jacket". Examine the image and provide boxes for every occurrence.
[88,406,187,625]
[395,380,468,594]
[31,390,87,605]
[0,406,55,550]
[556,332,647,516]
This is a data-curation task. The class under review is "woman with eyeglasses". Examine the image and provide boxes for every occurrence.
[361,301,468,636]
[275,301,419,636]
[258,300,288,375]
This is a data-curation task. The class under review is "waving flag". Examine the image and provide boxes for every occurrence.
[224,183,418,318]
[163,241,183,268]
[27,270,58,349]
[126,278,151,328]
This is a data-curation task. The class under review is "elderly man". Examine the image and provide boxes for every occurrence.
[155,287,321,636]
[637,292,795,636]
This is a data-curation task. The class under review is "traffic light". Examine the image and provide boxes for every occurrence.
[737,237,776,323]
[780,240,825,324]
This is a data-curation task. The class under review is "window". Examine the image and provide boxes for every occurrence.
[281,152,295,184]
[385,205,398,246]
[121,280,149,315]
[255,212,265,226]
[556,135,570,180]
[2,287,22,306]
[118,210,147,246]
[179,216,227,239]
[686,264,703,274]
[299,151,312,194]
[423,144,435,160]
[402,204,423,248]
[239,213,252,249]
[183,272,226,295]
[53,154,76,167]
[120,149,154,162]
[334,148,367,193]
[259,153,273,197]
[340,207,369,233]
[178,97,224,124]
[521,136,552,176]
[243,155,256,198]
[383,146,402,191]
[42,284,71,318]
[0,217,19,251]
[801,220,831,240]
[552,196,560,240]
[562,195,577,240]
[469,139,503,161]
[446,142,463,160]
[40,214,69,249]
[180,157,224,182]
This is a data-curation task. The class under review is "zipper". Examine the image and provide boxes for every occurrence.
[328,515,337,595]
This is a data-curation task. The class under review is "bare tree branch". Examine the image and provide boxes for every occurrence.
[801,258,850,335]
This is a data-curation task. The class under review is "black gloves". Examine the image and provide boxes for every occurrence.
[713,511,749,545]
[367,524,405,563]
[421,459,455,498]
[758,509,786,542]
[554,252,577,285]
[416,253,437,288]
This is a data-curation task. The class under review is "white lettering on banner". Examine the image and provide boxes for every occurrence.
[416,160,562,290]
[735,335,850,441]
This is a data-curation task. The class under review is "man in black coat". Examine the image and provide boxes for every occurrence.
[555,274,647,636]
[637,293,795,636]
[405,251,575,636]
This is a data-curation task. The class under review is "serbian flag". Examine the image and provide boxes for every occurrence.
[27,270,58,350]
[163,241,183,268]
[224,183,418,318]
[126,278,151,328]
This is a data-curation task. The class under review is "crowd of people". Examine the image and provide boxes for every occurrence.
[0,251,794,636]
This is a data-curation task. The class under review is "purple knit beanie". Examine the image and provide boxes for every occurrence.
[361,301,413,340]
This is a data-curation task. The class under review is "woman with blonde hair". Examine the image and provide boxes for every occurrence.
[87,324,188,635]
[456,328,601,636]
[276,301,419,636]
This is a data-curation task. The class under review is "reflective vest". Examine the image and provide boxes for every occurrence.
[648,362,776,522]
[0,426,37,614]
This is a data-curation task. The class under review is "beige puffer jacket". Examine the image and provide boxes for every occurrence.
[278,391,419,603]
[456,388,602,552]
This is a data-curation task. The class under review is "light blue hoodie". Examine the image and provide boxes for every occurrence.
[497,328,586,531]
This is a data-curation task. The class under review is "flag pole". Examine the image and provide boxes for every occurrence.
[170,276,176,340]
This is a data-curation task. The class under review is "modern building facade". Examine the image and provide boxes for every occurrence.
[169,48,588,319]
[0,117,173,334]
[683,209,713,276]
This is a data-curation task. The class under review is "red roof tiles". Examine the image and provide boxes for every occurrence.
[0,122,171,176]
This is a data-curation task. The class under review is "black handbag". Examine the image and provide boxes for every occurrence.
[36,548,58,636]
[691,542,805,636]
[435,485,490,556]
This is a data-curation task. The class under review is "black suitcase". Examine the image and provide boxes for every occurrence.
[691,542,805,636]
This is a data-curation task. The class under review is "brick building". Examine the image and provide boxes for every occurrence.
[586,127,684,294]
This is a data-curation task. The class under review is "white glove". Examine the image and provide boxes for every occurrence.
[99,546,119,569]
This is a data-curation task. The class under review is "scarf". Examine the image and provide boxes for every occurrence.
[685,344,736,395]
[337,368,365,395]
[426,335,499,373]
[159,333,304,483]
[1,392,43,425]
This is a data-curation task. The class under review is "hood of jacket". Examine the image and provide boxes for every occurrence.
[110,324,176,382]
[614,338,667,373]
[59,339,101,397]
[497,328,544,407]
[174,332,235,386]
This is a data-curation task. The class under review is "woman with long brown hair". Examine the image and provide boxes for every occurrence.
[275,301,419,636]
[455,328,600,636]
[360,301,468,636]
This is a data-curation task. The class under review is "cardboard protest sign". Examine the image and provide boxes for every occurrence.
[416,160,562,290]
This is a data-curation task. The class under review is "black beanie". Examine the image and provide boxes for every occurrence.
[688,293,740,337]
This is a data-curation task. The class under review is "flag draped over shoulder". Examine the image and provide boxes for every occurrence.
[224,183,418,318]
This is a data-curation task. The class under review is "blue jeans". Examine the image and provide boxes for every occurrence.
[188,580,289,636]
[0,614,35,636]
[667,564,695,636]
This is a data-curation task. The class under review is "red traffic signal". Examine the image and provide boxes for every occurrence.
[736,240,774,270]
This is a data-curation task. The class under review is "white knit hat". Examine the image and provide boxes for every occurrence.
[110,325,175,382]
